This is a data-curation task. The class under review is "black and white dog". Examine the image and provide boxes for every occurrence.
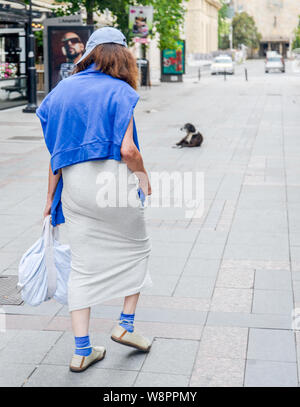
[175,123,203,148]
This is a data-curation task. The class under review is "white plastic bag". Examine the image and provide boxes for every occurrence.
[17,215,71,306]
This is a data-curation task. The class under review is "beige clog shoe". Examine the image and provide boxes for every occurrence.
[69,346,106,372]
[110,325,151,352]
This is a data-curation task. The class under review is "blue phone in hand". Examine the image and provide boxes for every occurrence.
[137,187,146,206]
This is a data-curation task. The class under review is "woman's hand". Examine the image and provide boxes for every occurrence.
[43,198,52,218]
[139,175,152,196]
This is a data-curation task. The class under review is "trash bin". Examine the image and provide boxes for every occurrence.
[136,58,149,87]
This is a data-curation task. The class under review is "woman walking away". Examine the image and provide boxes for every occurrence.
[37,27,153,373]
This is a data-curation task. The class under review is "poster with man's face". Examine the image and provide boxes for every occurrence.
[48,26,93,90]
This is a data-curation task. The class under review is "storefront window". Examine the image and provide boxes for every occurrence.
[0,28,27,110]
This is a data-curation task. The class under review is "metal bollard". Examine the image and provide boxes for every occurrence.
[245,68,248,81]
[198,67,201,81]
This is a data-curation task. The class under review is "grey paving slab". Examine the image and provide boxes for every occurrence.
[293,281,300,302]
[173,275,215,298]
[1,267,18,276]
[229,211,288,235]
[252,289,294,315]
[190,357,245,387]
[287,186,300,203]
[57,304,208,325]
[3,300,63,316]
[292,272,300,281]
[0,363,36,387]
[197,326,248,360]
[211,288,253,313]
[150,241,191,259]
[190,243,225,260]
[24,364,138,387]
[148,256,186,276]
[290,233,300,247]
[254,270,292,291]
[0,329,19,351]
[244,360,298,387]
[291,246,300,272]
[148,228,199,243]
[239,185,286,202]
[216,268,254,289]
[141,274,179,296]
[247,328,296,362]
[100,306,207,325]
[134,372,189,387]
[0,250,20,273]
[141,338,198,375]
[207,311,291,330]
[194,228,228,245]
[183,258,220,277]
[0,330,62,365]
[227,231,288,247]
[223,243,289,262]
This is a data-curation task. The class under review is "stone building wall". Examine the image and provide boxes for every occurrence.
[185,0,221,54]
[232,0,300,55]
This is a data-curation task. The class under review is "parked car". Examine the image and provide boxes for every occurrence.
[265,54,285,73]
[211,56,234,75]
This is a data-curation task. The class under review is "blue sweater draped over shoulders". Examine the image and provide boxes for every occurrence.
[36,62,140,226]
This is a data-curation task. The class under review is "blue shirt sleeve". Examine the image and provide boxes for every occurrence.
[50,176,65,227]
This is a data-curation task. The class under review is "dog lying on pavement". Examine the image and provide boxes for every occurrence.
[174,123,203,148]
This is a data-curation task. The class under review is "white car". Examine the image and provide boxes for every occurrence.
[265,54,285,73]
[211,56,234,75]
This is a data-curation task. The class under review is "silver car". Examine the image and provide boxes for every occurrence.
[211,56,235,75]
[265,55,285,73]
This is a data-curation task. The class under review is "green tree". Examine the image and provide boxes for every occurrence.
[292,16,300,49]
[54,0,186,50]
[152,0,186,50]
[54,0,111,25]
[218,0,230,49]
[232,11,261,49]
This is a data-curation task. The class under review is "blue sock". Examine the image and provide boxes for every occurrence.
[119,312,135,333]
[74,335,92,356]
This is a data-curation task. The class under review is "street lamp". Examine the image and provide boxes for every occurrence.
[23,0,37,113]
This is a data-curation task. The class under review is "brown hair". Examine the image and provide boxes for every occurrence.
[72,43,138,90]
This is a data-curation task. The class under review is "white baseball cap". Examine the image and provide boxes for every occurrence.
[76,26,128,65]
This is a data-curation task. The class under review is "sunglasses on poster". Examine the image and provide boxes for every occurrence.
[61,37,82,46]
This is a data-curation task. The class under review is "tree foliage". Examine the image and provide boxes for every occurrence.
[292,16,300,49]
[152,0,186,50]
[218,0,230,49]
[53,0,186,50]
[232,11,261,49]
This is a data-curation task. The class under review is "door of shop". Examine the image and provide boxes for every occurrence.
[0,28,27,110]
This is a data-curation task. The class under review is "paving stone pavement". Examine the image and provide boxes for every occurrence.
[0,60,300,387]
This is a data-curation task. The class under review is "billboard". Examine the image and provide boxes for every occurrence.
[129,6,153,38]
[162,40,185,75]
[47,25,93,90]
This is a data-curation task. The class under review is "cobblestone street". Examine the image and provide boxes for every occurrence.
[1,59,300,387]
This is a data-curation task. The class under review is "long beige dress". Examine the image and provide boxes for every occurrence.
[61,159,152,311]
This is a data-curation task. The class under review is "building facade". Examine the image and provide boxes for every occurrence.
[185,0,221,55]
[231,0,300,56]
